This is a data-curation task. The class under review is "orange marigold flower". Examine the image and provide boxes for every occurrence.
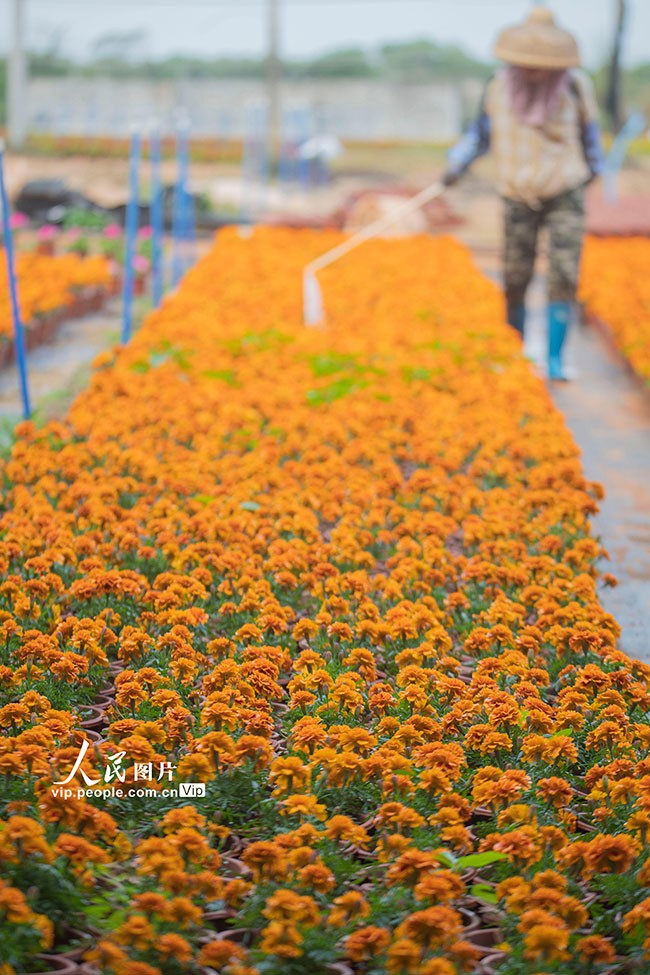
[575,935,617,964]
[395,906,463,949]
[523,922,570,962]
[328,891,371,927]
[344,926,391,962]
[198,940,247,968]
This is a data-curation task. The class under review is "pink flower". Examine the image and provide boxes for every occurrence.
[9,212,29,230]
[138,225,153,239]
[132,254,150,274]
[37,224,57,241]
[103,223,123,239]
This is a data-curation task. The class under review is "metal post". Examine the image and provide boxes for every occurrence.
[8,0,28,150]
[0,142,31,418]
[150,128,164,307]
[121,131,141,344]
[267,0,281,167]
[172,121,190,285]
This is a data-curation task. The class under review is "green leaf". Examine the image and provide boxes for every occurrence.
[554,728,574,737]
[306,376,364,405]
[130,360,150,373]
[402,365,432,382]
[309,351,359,377]
[434,849,457,868]
[456,852,508,869]
[240,501,261,512]
[470,883,498,904]
[193,494,214,506]
[202,369,237,386]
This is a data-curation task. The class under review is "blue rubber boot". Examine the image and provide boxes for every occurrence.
[548,301,572,380]
[507,302,526,337]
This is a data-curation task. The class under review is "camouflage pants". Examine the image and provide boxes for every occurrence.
[503,185,586,308]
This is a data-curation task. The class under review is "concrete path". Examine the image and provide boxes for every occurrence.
[0,299,123,428]
[544,306,650,664]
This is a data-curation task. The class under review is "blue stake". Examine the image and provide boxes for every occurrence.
[121,129,141,345]
[604,111,646,204]
[179,127,194,273]
[150,128,164,308]
[186,182,196,270]
[172,123,190,285]
[0,142,31,420]
[240,105,255,229]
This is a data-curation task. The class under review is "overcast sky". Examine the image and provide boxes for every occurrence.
[1,1,649,68]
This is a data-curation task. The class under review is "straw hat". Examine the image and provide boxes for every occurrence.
[493,5,580,69]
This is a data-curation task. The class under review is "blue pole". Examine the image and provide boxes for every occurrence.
[172,124,189,285]
[150,128,164,308]
[0,143,31,420]
[239,104,256,230]
[604,111,646,204]
[186,183,196,270]
[179,126,192,273]
[121,130,141,345]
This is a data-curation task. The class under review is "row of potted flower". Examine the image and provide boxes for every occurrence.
[0,250,118,367]
[579,235,650,387]
[0,227,648,974]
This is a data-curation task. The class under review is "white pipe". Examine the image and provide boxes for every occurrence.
[303,180,445,326]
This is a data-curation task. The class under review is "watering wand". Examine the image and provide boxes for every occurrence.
[302,179,446,327]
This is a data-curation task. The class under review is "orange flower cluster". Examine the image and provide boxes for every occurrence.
[579,236,650,384]
[0,227,648,975]
[0,250,113,339]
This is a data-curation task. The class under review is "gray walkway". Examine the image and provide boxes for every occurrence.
[0,300,122,426]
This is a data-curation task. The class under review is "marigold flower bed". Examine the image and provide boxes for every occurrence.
[0,251,116,365]
[1,228,648,975]
[579,236,650,386]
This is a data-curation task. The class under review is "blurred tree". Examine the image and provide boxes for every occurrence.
[289,48,376,79]
[606,0,628,129]
[380,40,491,82]
[91,30,149,67]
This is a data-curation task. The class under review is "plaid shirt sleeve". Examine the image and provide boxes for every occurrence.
[446,84,492,177]
[573,71,606,177]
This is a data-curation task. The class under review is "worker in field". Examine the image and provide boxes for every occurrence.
[443,5,605,381]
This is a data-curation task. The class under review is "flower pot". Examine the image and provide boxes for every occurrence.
[463,928,504,956]
[477,950,509,974]
[30,956,79,974]
[459,907,482,934]
[134,275,147,296]
[93,694,115,709]
[80,705,108,727]
[203,907,237,923]
[51,927,92,962]
[214,927,256,946]
[220,855,252,878]
[36,241,56,256]
[71,727,103,745]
